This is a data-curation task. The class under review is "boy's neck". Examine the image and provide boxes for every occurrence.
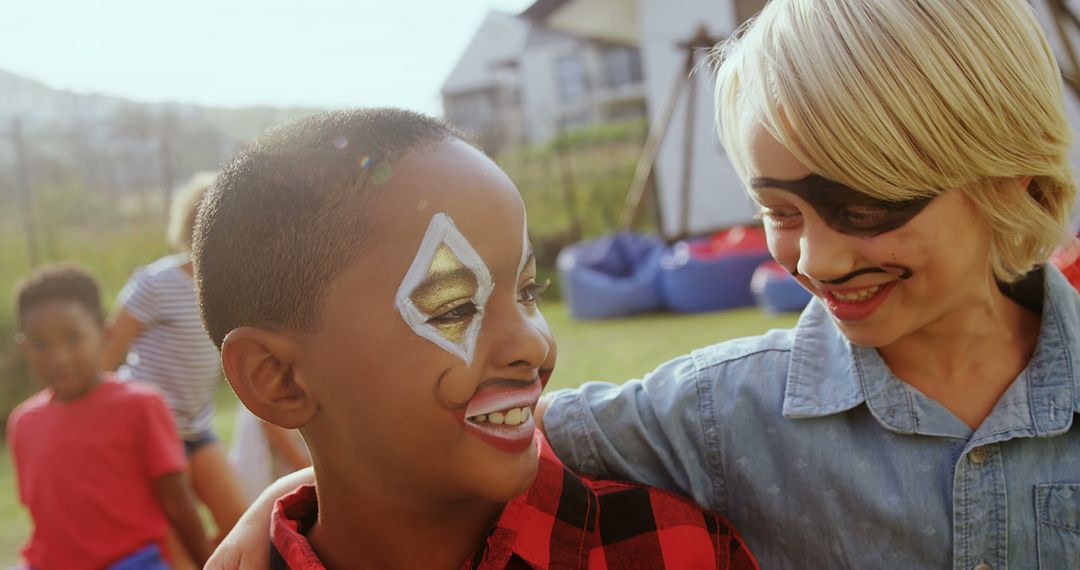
[307,466,505,569]
[53,373,106,402]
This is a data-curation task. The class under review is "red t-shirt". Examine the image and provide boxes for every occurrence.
[7,377,186,570]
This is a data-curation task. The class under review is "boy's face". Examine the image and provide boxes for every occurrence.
[298,138,556,506]
[17,300,105,401]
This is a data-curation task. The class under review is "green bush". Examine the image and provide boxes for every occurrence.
[0,181,171,436]
[496,118,653,282]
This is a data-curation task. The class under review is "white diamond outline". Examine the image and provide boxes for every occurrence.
[395,213,494,364]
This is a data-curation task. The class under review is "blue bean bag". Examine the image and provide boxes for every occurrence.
[751,260,813,314]
[659,227,773,313]
[557,232,665,319]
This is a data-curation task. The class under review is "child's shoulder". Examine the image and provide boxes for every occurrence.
[131,254,189,283]
[104,377,170,407]
[8,389,54,424]
[582,477,759,568]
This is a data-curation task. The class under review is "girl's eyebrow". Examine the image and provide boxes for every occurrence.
[750,174,852,193]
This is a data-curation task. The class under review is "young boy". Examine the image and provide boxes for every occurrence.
[8,263,212,569]
[193,108,758,569]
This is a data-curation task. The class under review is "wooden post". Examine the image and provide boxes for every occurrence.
[10,119,41,268]
[1048,0,1080,98]
[619,26,723,235]
[553,118,584,241]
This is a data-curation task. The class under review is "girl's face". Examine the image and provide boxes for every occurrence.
[744,123,998,348]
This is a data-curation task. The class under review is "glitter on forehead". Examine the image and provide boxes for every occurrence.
[396,213,493,363]
[333,136,348,149]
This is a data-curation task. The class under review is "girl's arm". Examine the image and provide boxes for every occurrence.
[153,471,213,566]
[205,467,315,570]
[102,308,145,371]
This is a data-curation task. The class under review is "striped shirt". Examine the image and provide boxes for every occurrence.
[116,254,222,439]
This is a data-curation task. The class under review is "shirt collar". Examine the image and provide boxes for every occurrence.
[268,432,589,570]
[475,433,592,569]
[270,484,324,570]
[782,298,865,419]
[782,266,1078,437]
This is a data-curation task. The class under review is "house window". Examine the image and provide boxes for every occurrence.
[602,46,642,87]
[556,54,587,103]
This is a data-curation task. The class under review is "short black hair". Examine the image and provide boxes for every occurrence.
[15,263,105,328]
[193,108,463,348]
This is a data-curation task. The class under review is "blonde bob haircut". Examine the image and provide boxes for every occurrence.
[715,0,1076,282]
[168,171,217,253]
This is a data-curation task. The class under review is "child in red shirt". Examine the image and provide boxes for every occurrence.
[193,108,758,569]
[8,264,212,569]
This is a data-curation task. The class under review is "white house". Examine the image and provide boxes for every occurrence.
[517,25,647,144]
[441,11,648,153]
[440,12,530,155]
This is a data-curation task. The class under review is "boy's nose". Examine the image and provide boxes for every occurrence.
[486,309,552,375]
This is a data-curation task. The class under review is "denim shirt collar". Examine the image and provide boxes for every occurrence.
[782,266,1078,439]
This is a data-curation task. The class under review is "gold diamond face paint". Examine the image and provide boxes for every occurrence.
[396,213,493,363]
[409,244,479,344]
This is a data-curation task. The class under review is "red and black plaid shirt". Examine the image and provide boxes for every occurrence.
[270,433,758,569]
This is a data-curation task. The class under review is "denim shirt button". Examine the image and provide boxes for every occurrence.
[968,446,988,465]
[973,562,992,570]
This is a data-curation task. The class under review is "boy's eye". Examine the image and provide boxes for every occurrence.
[428,301,478,324]
[518,279,550,304]
[757,207,802,229]
[841,205,889,229]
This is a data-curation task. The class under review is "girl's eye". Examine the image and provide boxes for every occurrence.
[428,301,478,324]
[842,205,889,228]
[757,207,802,229]
[519,279,550,304]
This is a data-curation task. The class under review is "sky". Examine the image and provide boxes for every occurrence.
[0,0,535,115]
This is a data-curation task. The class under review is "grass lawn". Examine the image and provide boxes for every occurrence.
[0,301,798,565]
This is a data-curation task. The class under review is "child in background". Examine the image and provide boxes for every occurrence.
[229,405,311,503]
[194,108,758,569]
[8,263,211,569]
[102,171,248,557]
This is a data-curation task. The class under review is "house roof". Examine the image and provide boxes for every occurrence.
[441,11,531,96]
[521,0,639,45]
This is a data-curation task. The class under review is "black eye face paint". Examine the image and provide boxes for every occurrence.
[751,174,935,238]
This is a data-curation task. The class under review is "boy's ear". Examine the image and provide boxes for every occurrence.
[220,327,316,430]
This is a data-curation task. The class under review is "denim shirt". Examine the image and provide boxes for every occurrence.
[544,267,1080,569]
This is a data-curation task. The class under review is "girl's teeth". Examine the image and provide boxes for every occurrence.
[831,285,881,302]
[469,407,531,426]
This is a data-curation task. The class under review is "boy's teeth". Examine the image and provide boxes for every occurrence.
[469,407,531,426]
[830,285,882,302]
